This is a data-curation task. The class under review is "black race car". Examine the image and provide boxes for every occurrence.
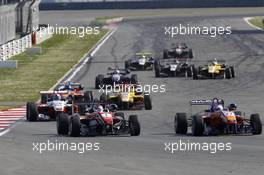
[154,58,194,77]
[95,68,138,89]
[125,53,155,71]
[163,43,193,59]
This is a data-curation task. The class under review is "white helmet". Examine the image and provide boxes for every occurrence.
[97,105,104,112]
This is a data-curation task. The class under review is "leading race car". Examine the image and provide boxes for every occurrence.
[154,58,194,77]
[163,43,193,59]
[56,81,84,92]
[56,100,140,137]
[192,59,235,79]
[174,99,262,136]
[125,53,155,71]
[99,84,152,110]
[95,67,138,89]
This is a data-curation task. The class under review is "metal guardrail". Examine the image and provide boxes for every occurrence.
[0,35,32,60]
[0,27,53,60]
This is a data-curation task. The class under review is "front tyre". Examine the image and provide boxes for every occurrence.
[26,102,38,121]
[57,113,70,135]
[129,115,140,136]
[69,114,80,137]
[250,114,262,135]
[174,113,188,134]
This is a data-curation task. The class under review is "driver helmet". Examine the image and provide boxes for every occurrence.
[53,94,61,101]
[228,103,237,111]
[97,105,104,112]
[114,69,120,74]
[212,59,218,65]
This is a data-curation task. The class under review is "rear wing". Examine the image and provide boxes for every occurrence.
[135,52,153,56]
[190,99,212,105]
[40,90,68,94]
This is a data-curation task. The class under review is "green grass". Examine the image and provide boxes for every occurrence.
[249,16,264,29]
[0,29,108,103]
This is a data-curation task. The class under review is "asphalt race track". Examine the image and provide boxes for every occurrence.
[1,9,264,175]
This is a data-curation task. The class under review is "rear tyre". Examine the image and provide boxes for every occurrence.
[57,113,70,135]
[26,102,38,121]
[69,114,80,137]
[225,68,231,79]
[125,60,130,70]
[174,113,188,134]
[144,95,152,110]
[131,74,138,84]
[192,115,204,136]
[129,115,140,136]
[250,114,262,135]
[192,66,198,80]
[230,66,235,78]
[187,65,194,77]
[189,49,193,59]
[84,91,93,102]
[163,49,169,59]
[154,60,160,77]
[95,74,104,89]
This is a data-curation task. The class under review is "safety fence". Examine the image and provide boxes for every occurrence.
[0,27,53,61]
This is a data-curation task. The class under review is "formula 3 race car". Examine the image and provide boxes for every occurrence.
[95,67,138,89]
[125,53,155,71]
[163,43,193,59]
[99,84,152,110]
[192,59,235,79]
[154,58,194,77]
[174,99,262,136]
[26,90,93,121]
[56,101,140,137]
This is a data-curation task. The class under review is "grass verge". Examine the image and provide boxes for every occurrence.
[249,16,264,29]
[0,29,108,105]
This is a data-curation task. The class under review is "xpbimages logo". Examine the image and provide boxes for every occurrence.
[32,140,100,154]
[98,83,166,95]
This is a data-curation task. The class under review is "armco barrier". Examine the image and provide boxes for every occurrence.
[0,35,32,61]
[40,0,264,10]
[0,27,53,61]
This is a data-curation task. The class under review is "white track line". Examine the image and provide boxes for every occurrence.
[66,28,118,81]
[244,17,264,31]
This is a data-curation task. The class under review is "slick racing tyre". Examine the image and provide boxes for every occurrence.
[144,94,152,110]
[129,115,140,136]
[174,113,188,134]
[131,74,138,84]
[186,65,194,77]
[192,115,204,136]
[125,60,130,70]
[57,113,70,135]
[100,93,108,102]
[225,68,231,79]
[192,66,198,80]
[84,91,93,102]
[154,61,160,77]
[189,49,193,59]
[69,114,80,137]
[163,49,169,59]
[95,74,104,89]
[230,66,235,78]
[250,114,262,135]
[26,102,38,121]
